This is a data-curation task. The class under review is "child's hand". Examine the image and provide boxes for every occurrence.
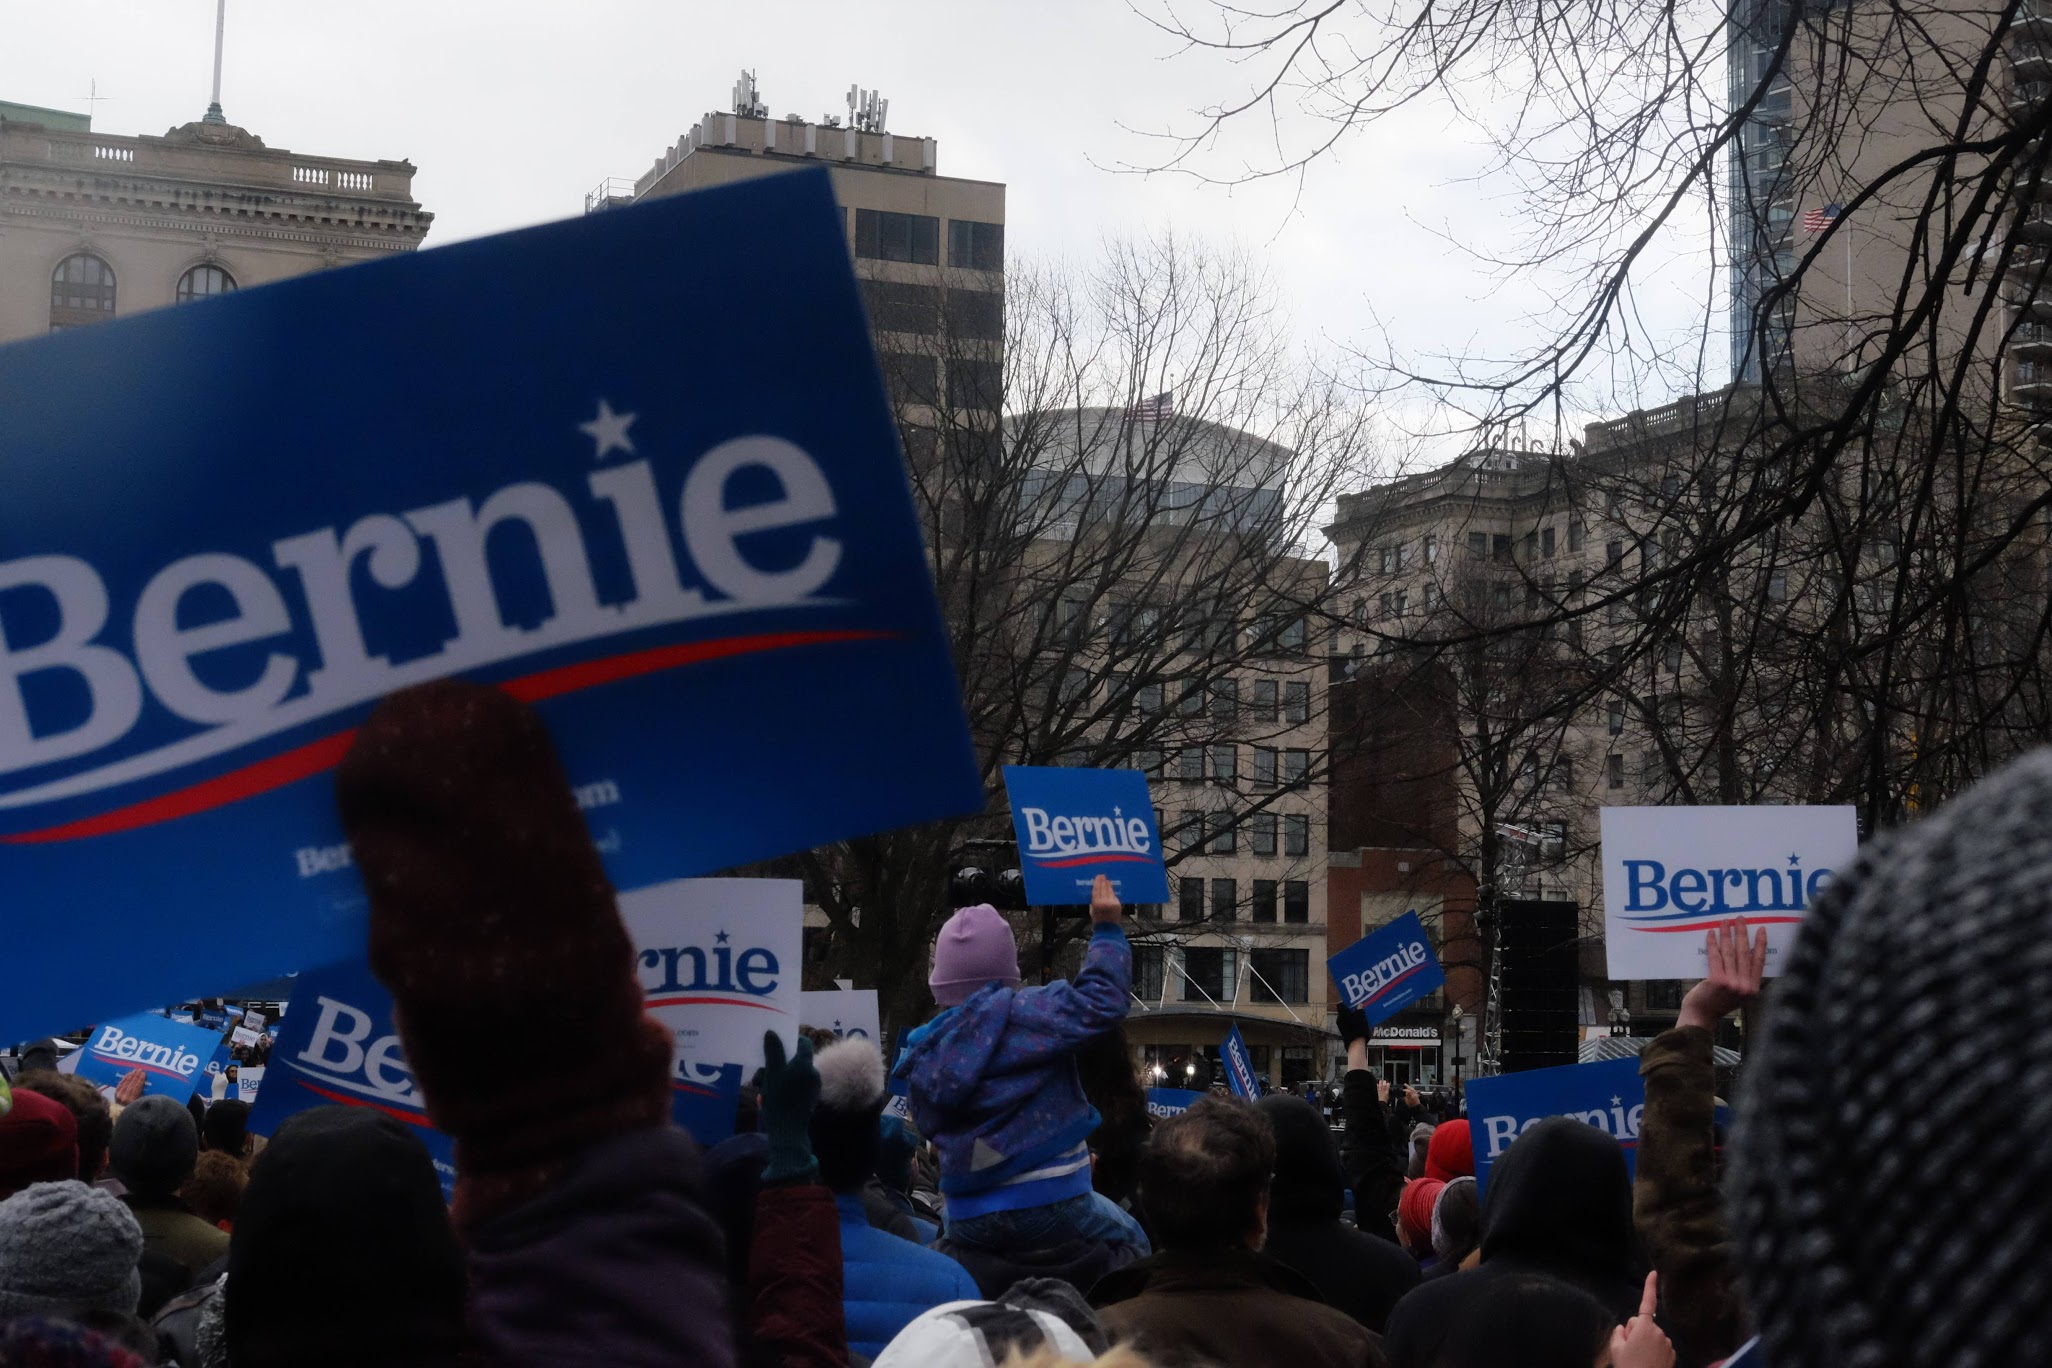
[1089,874,1122,925]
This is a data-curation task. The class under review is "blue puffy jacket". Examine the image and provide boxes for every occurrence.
[835,1191,980,1359]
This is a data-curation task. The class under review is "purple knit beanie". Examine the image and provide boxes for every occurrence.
[929,904,1021,1006]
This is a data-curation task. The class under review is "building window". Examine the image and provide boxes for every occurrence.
[1179,747,1206,782]
[1253,747,1278,790]
[1132,943,1165,1001]
[1569,520,1586,552]
[1277,617,1308,654]
[1606,538,1624,567]
[1283,749,1310,788]
[1554,757,1574,791]
[948,358,1002,411]
[1210,746,1238,785]
[1609,705,1624,736]
[175,263,236,303]
[1250,949,1309,1004]
[1423,583,1441,611]
[1284,682,1311,724]
[1178,809,1205,854]
[1767,569,1788,602]
[1425,532,1439,564]
[1283,880,1310,923]
[880,352,938,406]
[1608,754,1625,789]
[1134,748,1163,779]
[1249,679,1279,722]
[855,209,939,264]
[947,219,1004,270]
[1467,532,1488,559]
[1178,875,1205,922]
[1283,814,1310,856]
[1251,812,1277,856]
[1251,877,1278,921]
[1207,811,1237,855]
[1542,526,1557,558]
[1211,877,1238,922]
[1494,534,1513,562]
[1210,680,1238,720]
[859,278,939,334]
[1135,679,1165,713]
[1181,946,1234,1002]
[943,288,1003,340]
[1664,641,1684,673]
[50,253,116,330]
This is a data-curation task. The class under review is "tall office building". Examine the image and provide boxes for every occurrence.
[0,100,430,345]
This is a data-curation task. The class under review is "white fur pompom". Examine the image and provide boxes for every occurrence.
[813,1036,887,1111]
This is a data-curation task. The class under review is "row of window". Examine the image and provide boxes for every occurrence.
[858,279,1003,340]
[1168,808,1313,856]
[878,352,1002,410]
[49,254,234,331]
[852,209,1004,270]
[1146,940,1309,1002]
[1172,877,1313,929]
[1150,745,1314,791]
[1096,675,1312,724]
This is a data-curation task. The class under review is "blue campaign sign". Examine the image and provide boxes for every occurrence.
[1465,1055,1645,1191]
[70,1012,227,1100]
[1001,767,1170,906]
[1327,910,1448,1025]
[1145,1087,1206,1119]
[245,958,455,1199]
[672,1060,744,1150]
[0,167,982,1044]
[1220,1024,1261,1099]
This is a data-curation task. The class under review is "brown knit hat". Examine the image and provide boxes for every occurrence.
[335,679,675,1227]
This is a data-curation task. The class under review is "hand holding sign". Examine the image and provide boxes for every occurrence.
[1089,874,1123,925]
[1677,918,1768,1032]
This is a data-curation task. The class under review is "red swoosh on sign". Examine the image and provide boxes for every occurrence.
[0,629,895,846]
[643,995,783,1011]
[1630,917,1803,933]
[293,1077,437,1127]
[1032,853,1156,868]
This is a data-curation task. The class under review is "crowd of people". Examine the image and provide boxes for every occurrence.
[0,678,2039,1365]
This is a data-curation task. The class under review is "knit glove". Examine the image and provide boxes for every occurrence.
[1337,1004,1372,1048]
[759,1030,821,1185]
[336,680,676,1230]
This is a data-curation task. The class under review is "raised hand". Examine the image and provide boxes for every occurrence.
[1609,1272,1675,1368]
[1676,917,1769,1032]
[114,1067,147,1106]
[1089,874,1123,925]
[759,1028,821,1184]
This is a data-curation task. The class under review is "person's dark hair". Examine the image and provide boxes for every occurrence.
[13,1069,112,1183]
[201,1099,251,1156]
[1074,1023,1150,1206]
[1138,1096,1275,1251]
[180,1149,247,1228]
[1422,1273,1613,1368]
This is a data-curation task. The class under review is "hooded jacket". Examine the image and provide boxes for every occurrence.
[835,1191,981,1360]
[1257,1096,1419,1333]
[893,923,1130,1216]
[1381,1118,1643,1368]
[1091,1247,1388,1368]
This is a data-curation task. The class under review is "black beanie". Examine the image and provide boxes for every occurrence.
[225,1106,466,1368]
[808,1037,886,1194]
[1732,749,2052,1368]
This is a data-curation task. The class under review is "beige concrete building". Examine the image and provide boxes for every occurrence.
[0,100,429,345]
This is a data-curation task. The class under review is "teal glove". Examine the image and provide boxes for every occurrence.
[760,1029,820,1184]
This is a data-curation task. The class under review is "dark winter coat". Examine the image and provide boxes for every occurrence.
[1258,1095,1420,1333]
[1090,1247,1387,1368]
[1339,1068,1406,1245]
[467,1124,734,1368]
[1637,1026,1750,1368]
[748,1184,847,1368]
[1382,1118,1643,1368]
[937,1227,1142,1301]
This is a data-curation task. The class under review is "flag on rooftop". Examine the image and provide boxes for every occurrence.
[1802,203,1843,232]
[1125,392,1174,422]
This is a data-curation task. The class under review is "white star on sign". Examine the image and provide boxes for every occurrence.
[1611,1095,1623,1107]
[579,398,637,460]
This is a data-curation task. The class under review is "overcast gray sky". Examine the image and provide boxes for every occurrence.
[1,0,1714,433]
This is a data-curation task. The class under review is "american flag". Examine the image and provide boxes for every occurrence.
[1801,202,1842,233]
[1125,391,1174,422]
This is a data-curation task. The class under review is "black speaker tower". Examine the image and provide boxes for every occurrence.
[1496,898,1581,1072]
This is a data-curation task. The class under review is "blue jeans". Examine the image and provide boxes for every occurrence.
[947,1191,1151,1256]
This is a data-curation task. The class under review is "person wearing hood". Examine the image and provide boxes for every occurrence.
[893,875,1148,1262]
[1256,1094,1419,1332]
[1382,1118,1643,1368]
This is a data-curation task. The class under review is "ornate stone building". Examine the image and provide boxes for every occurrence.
[0,99,430,345]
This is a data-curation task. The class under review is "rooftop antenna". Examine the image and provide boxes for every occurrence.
[731,68,766,118]
[79,79,110,125]
[203,0,228,125]
[847,84,888,133]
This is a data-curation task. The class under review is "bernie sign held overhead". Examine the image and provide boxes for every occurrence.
[0,168,981,1043]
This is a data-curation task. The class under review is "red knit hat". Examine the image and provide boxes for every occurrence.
[1398,1175,1445,1248]
[0,1089,79,1199]
[1424,1119,1474,1182]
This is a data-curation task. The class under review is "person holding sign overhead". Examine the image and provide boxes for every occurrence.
[893,874,1150,1278]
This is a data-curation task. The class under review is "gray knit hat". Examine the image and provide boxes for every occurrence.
[1731,748,2052,1368]
[109,1094,198,1196]
[0,1179,143,1320]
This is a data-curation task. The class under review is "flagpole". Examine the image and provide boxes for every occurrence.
[1844,215,1855,372]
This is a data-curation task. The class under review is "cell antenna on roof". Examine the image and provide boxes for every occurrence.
[202,0,228,125]
[731,69,766,118]
[847,85,888,133]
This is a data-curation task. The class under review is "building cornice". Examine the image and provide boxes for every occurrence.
[1,194,425,253]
